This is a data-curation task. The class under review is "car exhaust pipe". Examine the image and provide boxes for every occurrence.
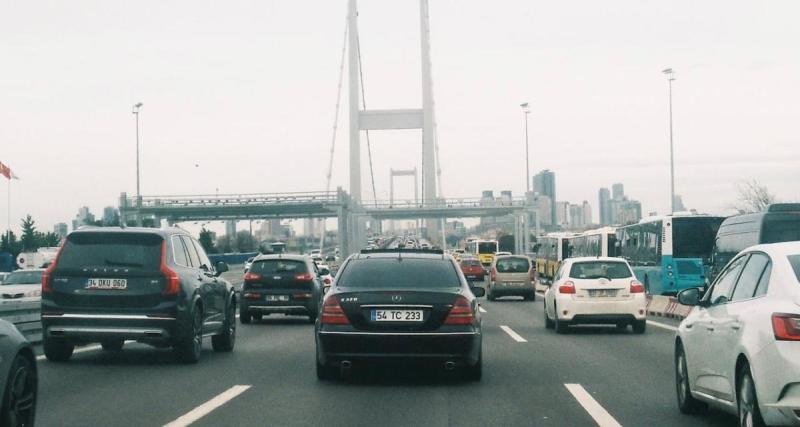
[444,361,456,371]
[340,360,352,370]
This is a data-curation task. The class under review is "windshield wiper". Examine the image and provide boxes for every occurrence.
[104,259,144,268]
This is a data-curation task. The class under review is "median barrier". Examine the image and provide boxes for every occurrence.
[647,295,693,321]
[0,299,42,343]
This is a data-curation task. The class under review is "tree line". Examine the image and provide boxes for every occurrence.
[1,215,62,257]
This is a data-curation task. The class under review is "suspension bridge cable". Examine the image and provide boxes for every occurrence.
[355,32,379,207]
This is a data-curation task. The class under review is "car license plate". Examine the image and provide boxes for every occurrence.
[266,294,289,302]
[86,278,127,290]
[371,309,423,322]
[590,289,616,297]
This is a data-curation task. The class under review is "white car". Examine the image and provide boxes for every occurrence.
[543,257,647,334]
[495,251,512,256]
[675,242,800,426]
[0,269,44,299]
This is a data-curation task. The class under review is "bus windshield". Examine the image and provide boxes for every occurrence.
[762,217,800,243]
[672,217,723,259]
[478,242,497,254]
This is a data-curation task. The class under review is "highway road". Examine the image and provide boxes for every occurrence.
[33,273,739,427]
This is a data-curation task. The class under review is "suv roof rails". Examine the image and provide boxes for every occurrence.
[360,248,444,255]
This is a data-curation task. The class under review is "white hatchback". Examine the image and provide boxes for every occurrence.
[543,257,647,334]
[675,242,800,426]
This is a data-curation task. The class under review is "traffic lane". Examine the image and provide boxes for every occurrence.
[479,297,737,426]
[194,309,598,427]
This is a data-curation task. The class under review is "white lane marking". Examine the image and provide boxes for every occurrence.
[479,306,487,313]
[565,383,622,427]
[163,385,251,427]
[500,325,527,343]
[647,320,678,332]
[36,344,103,361]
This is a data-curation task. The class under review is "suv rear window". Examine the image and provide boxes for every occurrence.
[337,258,461,288]
[569,261,632,280]
[58,232,163,271]
[496,257,530,273]
[249,259,307,274]
[788,255,800,282]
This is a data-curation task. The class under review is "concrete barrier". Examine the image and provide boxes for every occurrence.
[0,299,42,343]
[647,295,693,321]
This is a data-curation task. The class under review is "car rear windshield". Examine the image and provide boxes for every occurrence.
[788,255,800,282]
[3,270,43,285]
[461,259,482,267]
[496,257,530,273]
[337,258,461,288]
[249,259,307,274]
[569,261,632,280]
[58,232,163,271]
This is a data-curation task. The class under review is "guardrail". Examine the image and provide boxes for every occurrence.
[0,299,42,343]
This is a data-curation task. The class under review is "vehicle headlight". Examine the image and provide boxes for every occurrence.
[24,289,41,297]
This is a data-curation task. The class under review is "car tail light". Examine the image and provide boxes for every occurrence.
[630,280,645,293]
[490,268,497,282]
[160,241,180,296]
[321,296,350,325]
[323,277,331,285]
[293,292,312,300]
[243,292,261,300]
[772,313,800,341]
[41,242,65,294]
[244,272,262,282]
[558,281,576,294]
[444,296,475,325]
[295,273,314,282]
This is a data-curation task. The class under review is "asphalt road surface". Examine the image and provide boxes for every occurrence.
[34,274,739,427]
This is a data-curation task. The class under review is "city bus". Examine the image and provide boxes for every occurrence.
[568,227,618,258]
[534,233,573,283]
[466,239,498,266]
[616,214,724,295]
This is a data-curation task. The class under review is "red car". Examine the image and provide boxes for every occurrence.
[460,259,486,282]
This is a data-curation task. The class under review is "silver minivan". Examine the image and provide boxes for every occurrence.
[487,255,535,301]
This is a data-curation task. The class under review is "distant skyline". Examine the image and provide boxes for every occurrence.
[2,0,799,238]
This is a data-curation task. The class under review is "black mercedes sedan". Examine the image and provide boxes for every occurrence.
[315,249,484,381]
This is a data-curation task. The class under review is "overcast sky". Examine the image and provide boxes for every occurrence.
[1,0,799,236]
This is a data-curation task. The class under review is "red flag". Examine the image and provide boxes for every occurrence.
[0,162,11,180]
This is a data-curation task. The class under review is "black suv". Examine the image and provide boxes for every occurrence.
[240,254,323,324]
[41,227,236,363]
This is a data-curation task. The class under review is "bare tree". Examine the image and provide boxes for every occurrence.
[731,180,776,214]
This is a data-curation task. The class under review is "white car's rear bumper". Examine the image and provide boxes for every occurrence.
[556,295,647,323]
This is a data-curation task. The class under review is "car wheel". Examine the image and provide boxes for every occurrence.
[43,336,74,362]
[524,290,536,302]
[544,303,554,329]
[315,347,337,381]
[632,320,647,334]
[487,284,496,301]
[738,365,766,427]
[675,343,707,414]
[101,340,124,352]
[253,313,263,322]
[463,351,482,381]
[0,353,37,427]
[174,305,203,364]
[240,311,252,324]
[212,300,236,352]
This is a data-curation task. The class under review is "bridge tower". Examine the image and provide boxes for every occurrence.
[347,0,440,242]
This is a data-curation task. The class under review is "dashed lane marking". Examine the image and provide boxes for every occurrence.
[500,325,527,343]
[647,320,678,332]
[479,306,487,313]
[36,344,103,361]
[565,383,623,427]
[163,385,252,427]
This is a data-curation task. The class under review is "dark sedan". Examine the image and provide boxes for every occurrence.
[315,249,484,381]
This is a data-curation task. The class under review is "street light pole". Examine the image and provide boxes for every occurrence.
[521,102,531,194]
[132,103,143,206]
[662,68,676,213]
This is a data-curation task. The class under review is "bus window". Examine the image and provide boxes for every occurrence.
[673,217,723,259]
[762,217,800,243]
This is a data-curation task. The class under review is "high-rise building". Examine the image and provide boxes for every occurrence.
[72,206,95,231]
[54,223,68,240]
[535,195,553,226]
[533,170,557,224]
[673,195,687,212]
[102,206,120,226]
[598,188,611,225]
[555,201,569,227]
[612,183,625,200]
[225,221,236,238]
[616,200,642,225]
[581,200,593,225]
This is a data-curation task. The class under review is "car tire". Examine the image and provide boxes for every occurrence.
[174,305,203,364]
[316,348,337,381]
[101,340,124,352]
[632,320,647,334]
[43,336,74,362]
[738,364,766,427]
[544,303,554,329]
[240,311,252,324]
[253,313,263,322]
[0,353,37,427]
[463,351,482,382]
[212,301,236,352]
[487,284,496,301]
[523,290,536,302]
[675,343,707,415]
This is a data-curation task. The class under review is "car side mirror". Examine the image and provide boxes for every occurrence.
[215,261,229,276]
[470,286,486,298]
[677,287,703,307]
